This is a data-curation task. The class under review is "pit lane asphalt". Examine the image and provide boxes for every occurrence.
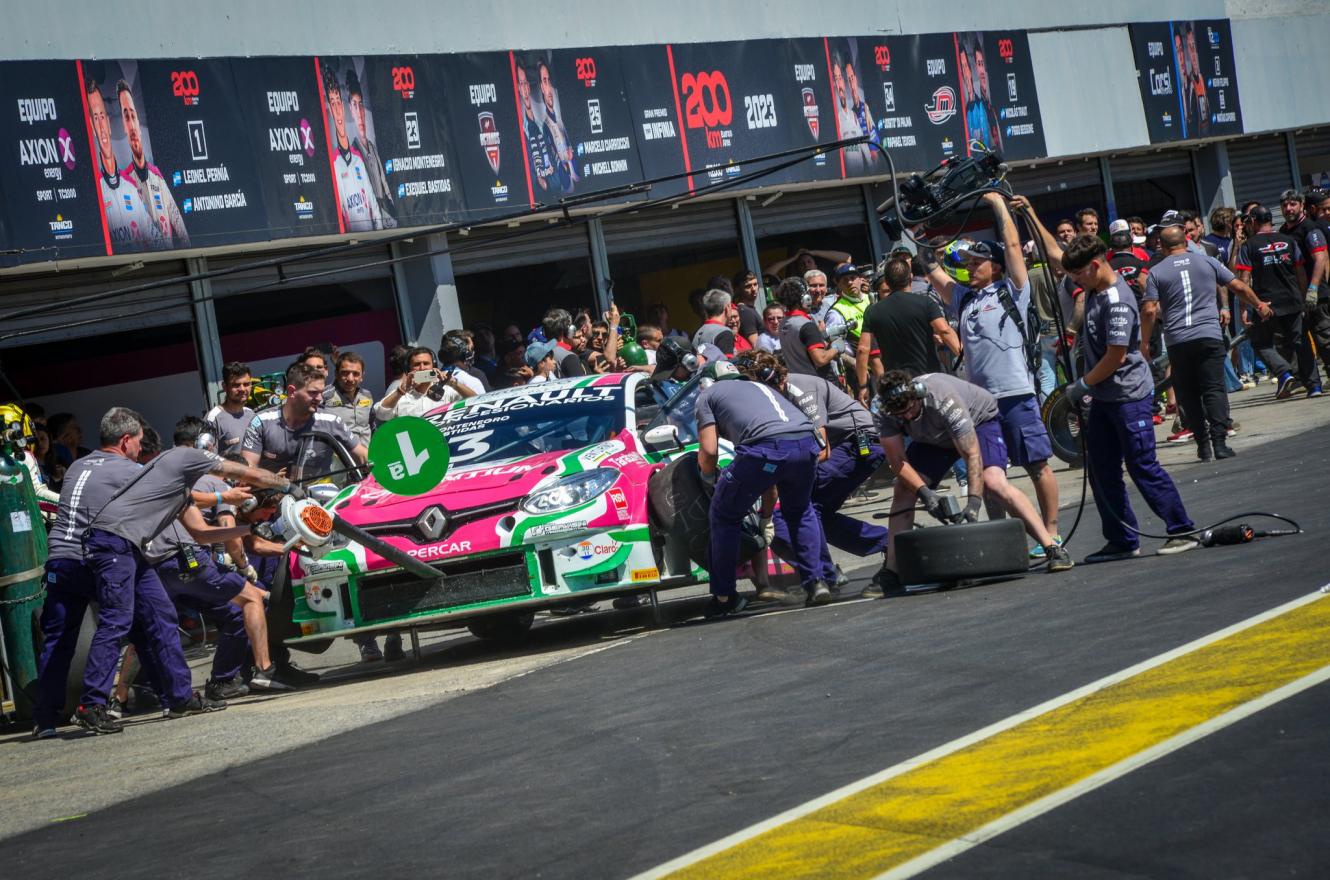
[4,420,1327,879]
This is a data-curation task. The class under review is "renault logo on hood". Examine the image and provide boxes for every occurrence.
[414,506,450,541]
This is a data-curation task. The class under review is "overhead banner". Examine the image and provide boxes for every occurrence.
[316,55,465,232]
[619,44,688,199]
[773,39,841,182]
[509,47,644,208]
[954,31,1046,161]
[232,57,340,239]
[1130,20,1243,143]
[0,61,107,263]
[79,59,271,253]
[437,52,527,219]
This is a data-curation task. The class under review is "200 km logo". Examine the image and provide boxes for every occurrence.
[575,57,597,86]
[171,70,200,105]
[681,71,732,129]
[392,66,416,98]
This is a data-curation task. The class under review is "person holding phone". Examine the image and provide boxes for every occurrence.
[373,346,474,423]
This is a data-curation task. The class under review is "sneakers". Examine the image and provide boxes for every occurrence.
[1157,535,1201,556]
[75,703,124,735]
[166,691,228,719]
[358,639,384,663]
[859,582,883,599]
[1029,535,1062,560]
[250,665,295,693]
[1084,543,1141,564]
[1276,373,1299,399]
[1227,422,1240,438]
[1212,438,1237,459]
[32,724,57,740]
[106,695,126,720]
[703,594,749,620]
[383,634,406,663]
[1166,428,1194,443]
[205,676,250,701]
[275,661,320,686]
[1239,374,1256,390]
[1197,440,1213,462]
[864,566,906,597]
[1308,385,1324,398]
[755,586,796,604]
[832,565,850,591]
[1151,413,1165,426]
[805,581,834,607]
[1045,545,1075,572]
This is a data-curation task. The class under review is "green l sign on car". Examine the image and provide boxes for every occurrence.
[368,416,451,496]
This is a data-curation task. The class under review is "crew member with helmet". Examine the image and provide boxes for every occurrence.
[695,362,836,616]
[734,351,887,595]
[921,192,1062,554]
[873,370,1072,594]
[1059,234,1200,562]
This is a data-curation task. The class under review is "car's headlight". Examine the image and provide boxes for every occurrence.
[520,469,618,515]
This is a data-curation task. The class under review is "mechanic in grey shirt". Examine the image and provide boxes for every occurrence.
[874,371,1070,590]
[736,352,887,582]
[1143,226,1271,459]
[243,362,367,481]
[1061,235,1196,563]
[206,362,257,456]
[695,363,834,613]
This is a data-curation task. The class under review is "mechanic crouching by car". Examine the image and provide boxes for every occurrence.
[734,351,887,597]
[695,361,835,617]
[873,370,1073,596]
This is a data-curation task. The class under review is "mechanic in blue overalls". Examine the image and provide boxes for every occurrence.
[695,362,835,617]
[734,350,887,595]
[1060,235,1199,562]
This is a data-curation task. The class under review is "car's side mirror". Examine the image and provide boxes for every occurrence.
[307,483,342,506]
[642,424,683,453]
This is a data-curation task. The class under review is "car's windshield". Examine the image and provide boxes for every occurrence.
[425,383,625,467]
[646,373,706,445]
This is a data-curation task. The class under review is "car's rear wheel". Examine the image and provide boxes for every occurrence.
[647,451,762,570]
[894,519,1030,585]
[467,611,535,644]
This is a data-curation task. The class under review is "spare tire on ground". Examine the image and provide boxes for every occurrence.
[648,451,763,570]
[895,518,1029,585]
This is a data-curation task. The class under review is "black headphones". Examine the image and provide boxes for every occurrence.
[880,377,927,413]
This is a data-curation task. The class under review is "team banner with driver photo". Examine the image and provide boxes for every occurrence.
[436,52,529,219]
[954,31,1046,161]
[1129,20,1244,144]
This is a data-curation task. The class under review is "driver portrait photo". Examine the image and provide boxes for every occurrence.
[958,34,1002,153]
[518,55,578,195]
[82,64,190,251]
[322,61,383,232]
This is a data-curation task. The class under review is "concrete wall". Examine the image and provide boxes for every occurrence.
[1028,27,1152,158]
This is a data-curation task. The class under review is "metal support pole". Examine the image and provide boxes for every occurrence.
[390,240,419,344]
[187,256,224,411]
[1286,132,1302,191]
[735,198,766,310]
[863,184,888,264]
[1098,156,1118,223]
[587,216,612,315]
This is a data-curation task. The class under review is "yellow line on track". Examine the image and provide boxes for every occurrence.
[644,593,1330,880]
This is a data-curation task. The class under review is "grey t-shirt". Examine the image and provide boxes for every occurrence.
[695,379,814,447]
[1082,277,1155,403]
[152,475,234,558]
[692,321,736,356]
[1144,252,1234,346]
[322,385,374,446]
[948,278,1035,399]
[46,450,143,562]
[779,313,834,380]
[784,375,874,445]
[243,409,356,479]
[91,446,222,561]
[874,372,998,448]
[205,404,256,456]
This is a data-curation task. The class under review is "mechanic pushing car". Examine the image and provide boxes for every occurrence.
[733,351,888,594]
[873,370,1073,595]
[695,361,835,617]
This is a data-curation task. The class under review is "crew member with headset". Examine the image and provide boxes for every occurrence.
[825,263,871,389]
[873,370,1073,594]
[734,351,887,597]
[1059,234,1200,562]
[921,192,1062,555]
[695,361,835,616]
[776,277,839,382]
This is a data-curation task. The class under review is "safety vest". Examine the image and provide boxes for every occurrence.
[829,294,869,341]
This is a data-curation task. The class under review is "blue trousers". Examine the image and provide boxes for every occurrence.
[709,436,827,597]
[1084,397,1194,550]
[35,559,170,727]
[773,438,887,568]
[159,558,249,684]
[82,530,194,708]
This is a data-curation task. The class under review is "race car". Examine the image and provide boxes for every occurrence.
[285,372,754,645]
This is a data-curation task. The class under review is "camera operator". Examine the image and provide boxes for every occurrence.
[374,347,474,422]
[921,193,1062,549]
[776,277,838,381]
[206,361,256,455]
[873,371,1072,594]
[322,351,373,447]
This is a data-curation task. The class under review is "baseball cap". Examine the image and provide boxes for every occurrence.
[832,262,861,278]
[1158,209,1185,228]
[955,239,1006,264]
[1108,219,1131,236]
[524,338,558,370]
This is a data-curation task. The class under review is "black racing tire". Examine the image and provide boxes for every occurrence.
[467,611,536,644]
[647,452,762,570]
[895,519,1029,585]
[1041,388,1084,468]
